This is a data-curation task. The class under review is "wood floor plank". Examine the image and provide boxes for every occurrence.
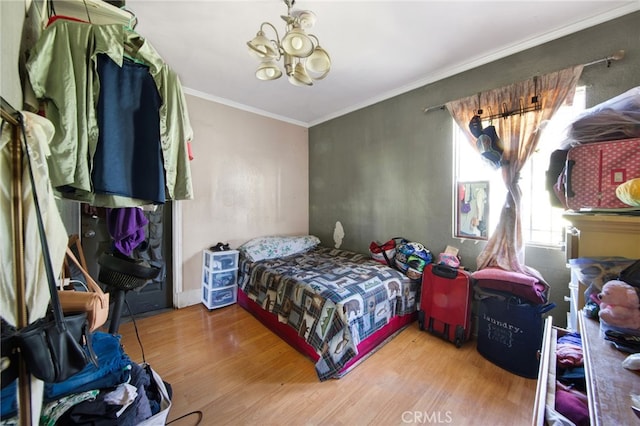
[116,304,536,425]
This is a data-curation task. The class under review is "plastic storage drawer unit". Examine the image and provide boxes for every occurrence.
[201,249,239,310]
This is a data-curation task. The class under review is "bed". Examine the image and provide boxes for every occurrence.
[236,236,419,381]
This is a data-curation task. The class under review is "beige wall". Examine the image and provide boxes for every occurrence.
[1,0,26,106]
[176,95,309,307]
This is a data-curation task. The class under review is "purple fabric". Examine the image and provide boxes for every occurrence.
[555,389,589,426]
[106,208,149,256]
[472,267,548,304]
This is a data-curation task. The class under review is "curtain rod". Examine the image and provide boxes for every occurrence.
[422,50,625,113]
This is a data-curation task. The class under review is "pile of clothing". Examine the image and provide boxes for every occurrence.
[1,332,169,425]
[551,332,589,426]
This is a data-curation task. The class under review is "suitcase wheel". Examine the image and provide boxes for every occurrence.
[454,325,465,348]
[418,311,425,330]
[427,317,435,334]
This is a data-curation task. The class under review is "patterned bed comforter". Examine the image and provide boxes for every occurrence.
[238,246,419,380]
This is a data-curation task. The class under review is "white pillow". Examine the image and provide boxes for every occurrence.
[239,235,320,262]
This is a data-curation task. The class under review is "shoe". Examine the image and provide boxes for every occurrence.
[468,115,484,138]
[210,242,230,251]
[482,125,503,153]
[476,126,503,169]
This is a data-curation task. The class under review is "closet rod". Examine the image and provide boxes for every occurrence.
[1,96,32,426]
[422,49,625,113]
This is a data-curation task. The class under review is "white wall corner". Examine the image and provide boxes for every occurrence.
[172,200,204,309]
[173,289,202,309]
[172,200,184,307]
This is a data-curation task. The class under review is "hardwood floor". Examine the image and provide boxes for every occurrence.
[117,304,537,426]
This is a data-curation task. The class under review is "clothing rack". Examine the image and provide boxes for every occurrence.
[422,49,626,115]
[1,97,32,426]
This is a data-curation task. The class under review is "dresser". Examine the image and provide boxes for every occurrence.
[563,212,640,329]
[533,213,640,425]
[534,313,640,426]
[564,212,640,260]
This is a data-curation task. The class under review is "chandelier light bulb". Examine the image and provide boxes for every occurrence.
[291,37,302,50]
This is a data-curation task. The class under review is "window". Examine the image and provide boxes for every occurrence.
[454,86,586,247]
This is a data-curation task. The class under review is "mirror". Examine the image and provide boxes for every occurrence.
[455,181,489,240]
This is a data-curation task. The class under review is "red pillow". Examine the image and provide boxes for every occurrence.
[472,268,548,304]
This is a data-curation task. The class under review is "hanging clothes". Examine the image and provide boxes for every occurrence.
[133,205,166,285]
[155,67,194,201]
[93,54,165,203]
[25,18,194,207]
[105,207,149,256]
[0,111,67,326]
[115,25,195,203]
[26,20,125,194]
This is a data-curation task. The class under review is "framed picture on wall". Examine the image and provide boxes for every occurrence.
[455,181,489,240]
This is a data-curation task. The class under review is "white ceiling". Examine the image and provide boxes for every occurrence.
[126,1,640,127]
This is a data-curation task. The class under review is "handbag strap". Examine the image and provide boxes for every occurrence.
[65,247,106,297]
[17,113,99,368]
[18,113,66,328]
[375,241,394,267]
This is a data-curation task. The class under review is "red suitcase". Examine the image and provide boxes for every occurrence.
[418,264,473,347]
[565,138,640,210]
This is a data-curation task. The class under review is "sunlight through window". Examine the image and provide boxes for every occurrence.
[454,86,586,247]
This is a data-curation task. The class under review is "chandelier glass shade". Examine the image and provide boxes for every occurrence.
[247,0,330,86]
[255,60,283,80]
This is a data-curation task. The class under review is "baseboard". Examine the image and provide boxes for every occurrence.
[173,289,201,308]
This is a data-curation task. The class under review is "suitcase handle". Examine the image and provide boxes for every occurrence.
[431,264,459,279]
[565,159,575,198]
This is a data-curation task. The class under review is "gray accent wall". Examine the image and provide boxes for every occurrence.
[309,12,640,327]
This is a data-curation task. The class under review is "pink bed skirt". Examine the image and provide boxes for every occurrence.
[237,288,417,377]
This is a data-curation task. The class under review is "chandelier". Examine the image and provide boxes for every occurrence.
[247,0,331,86]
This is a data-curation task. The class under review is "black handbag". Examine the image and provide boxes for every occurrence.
[13,113,97,383]
[17,313,94,383]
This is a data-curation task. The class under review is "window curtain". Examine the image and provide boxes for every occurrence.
[445,65,583,278]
